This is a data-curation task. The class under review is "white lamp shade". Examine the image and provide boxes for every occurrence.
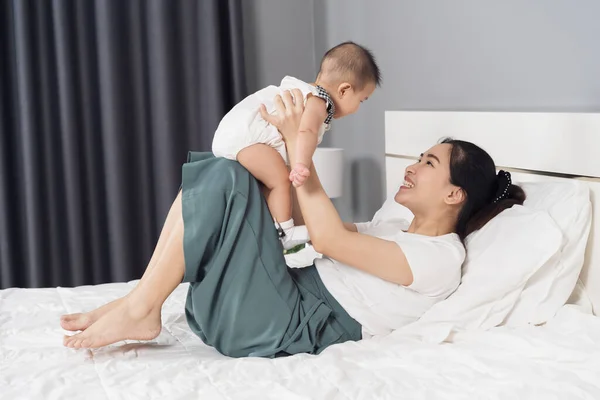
[312,148,344,198]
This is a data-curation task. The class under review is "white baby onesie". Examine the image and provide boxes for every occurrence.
[212,76,334,165]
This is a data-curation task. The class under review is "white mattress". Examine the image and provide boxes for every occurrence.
[2,279,600,400]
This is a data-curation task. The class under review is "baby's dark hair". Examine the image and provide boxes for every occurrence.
[442,138,526,241]
[318,41,381,90]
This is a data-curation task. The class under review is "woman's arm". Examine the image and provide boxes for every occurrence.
[260,91,414,286]
[293,187,357,232]
[290,153,413,285]
[343,223,358,232]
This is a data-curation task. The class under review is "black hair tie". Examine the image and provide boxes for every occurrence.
[492,170,512,203]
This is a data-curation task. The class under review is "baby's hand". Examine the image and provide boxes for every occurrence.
[289,163,310,187]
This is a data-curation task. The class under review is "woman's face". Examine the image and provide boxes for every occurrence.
[394,143,463,214]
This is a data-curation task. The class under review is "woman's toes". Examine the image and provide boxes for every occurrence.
[74,338,84,349]
[64,335,74,347]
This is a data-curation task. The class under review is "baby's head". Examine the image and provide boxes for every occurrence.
[317,41,381,118]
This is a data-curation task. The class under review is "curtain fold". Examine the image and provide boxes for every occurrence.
[0,0,247,288]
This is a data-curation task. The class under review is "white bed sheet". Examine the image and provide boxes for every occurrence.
[2,279,600,400]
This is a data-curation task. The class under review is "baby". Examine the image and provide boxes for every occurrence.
[212,41,381,249]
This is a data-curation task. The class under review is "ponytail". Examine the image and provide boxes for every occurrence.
[441,138,526,241]
[464,181,526,238]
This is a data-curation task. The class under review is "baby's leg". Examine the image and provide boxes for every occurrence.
[237,144,308,249]
[238,144,291,222]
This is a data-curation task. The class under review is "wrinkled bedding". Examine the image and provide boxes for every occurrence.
[2,277,600,399]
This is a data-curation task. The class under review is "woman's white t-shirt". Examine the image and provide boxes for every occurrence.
[315,219,465,338]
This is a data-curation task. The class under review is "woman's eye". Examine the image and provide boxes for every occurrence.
[427,161,434,166]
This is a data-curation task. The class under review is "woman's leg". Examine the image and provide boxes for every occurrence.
[62,195,186,349]
[61,190,184,332]
[139,189,184,280]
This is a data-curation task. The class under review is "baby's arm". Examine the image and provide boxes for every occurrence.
[289,95,328,187]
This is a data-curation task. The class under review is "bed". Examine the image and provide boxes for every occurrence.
[2,111,600,399]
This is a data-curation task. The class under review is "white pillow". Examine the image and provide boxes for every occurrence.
[415,205,562,331]
[502,180,591,326]
[371,194,413,224]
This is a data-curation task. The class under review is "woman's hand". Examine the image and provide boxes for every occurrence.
[259,89,304,143]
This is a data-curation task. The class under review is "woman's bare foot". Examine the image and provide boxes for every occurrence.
[63,298,162,349]
[60,297,127,332]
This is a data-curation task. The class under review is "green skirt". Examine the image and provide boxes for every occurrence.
[180,152,361,358]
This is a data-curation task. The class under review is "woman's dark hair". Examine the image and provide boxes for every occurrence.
[441,138,526,241]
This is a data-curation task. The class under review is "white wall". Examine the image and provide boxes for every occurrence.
[243,0,600,221]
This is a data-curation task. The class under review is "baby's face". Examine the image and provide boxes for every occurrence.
[333,82,376,119]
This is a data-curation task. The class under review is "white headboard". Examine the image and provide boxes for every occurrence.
[384,111,600,315]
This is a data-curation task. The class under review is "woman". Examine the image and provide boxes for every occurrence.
[61,89,525,357]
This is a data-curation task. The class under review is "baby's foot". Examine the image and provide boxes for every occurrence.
[289,163,310,187]
[60,297,126,332]
[281,224,310,250]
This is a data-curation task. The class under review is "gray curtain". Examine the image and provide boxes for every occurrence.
[0,0,247,289]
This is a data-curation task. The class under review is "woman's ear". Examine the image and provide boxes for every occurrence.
[445,187,465,206]
[337,82,352,97]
